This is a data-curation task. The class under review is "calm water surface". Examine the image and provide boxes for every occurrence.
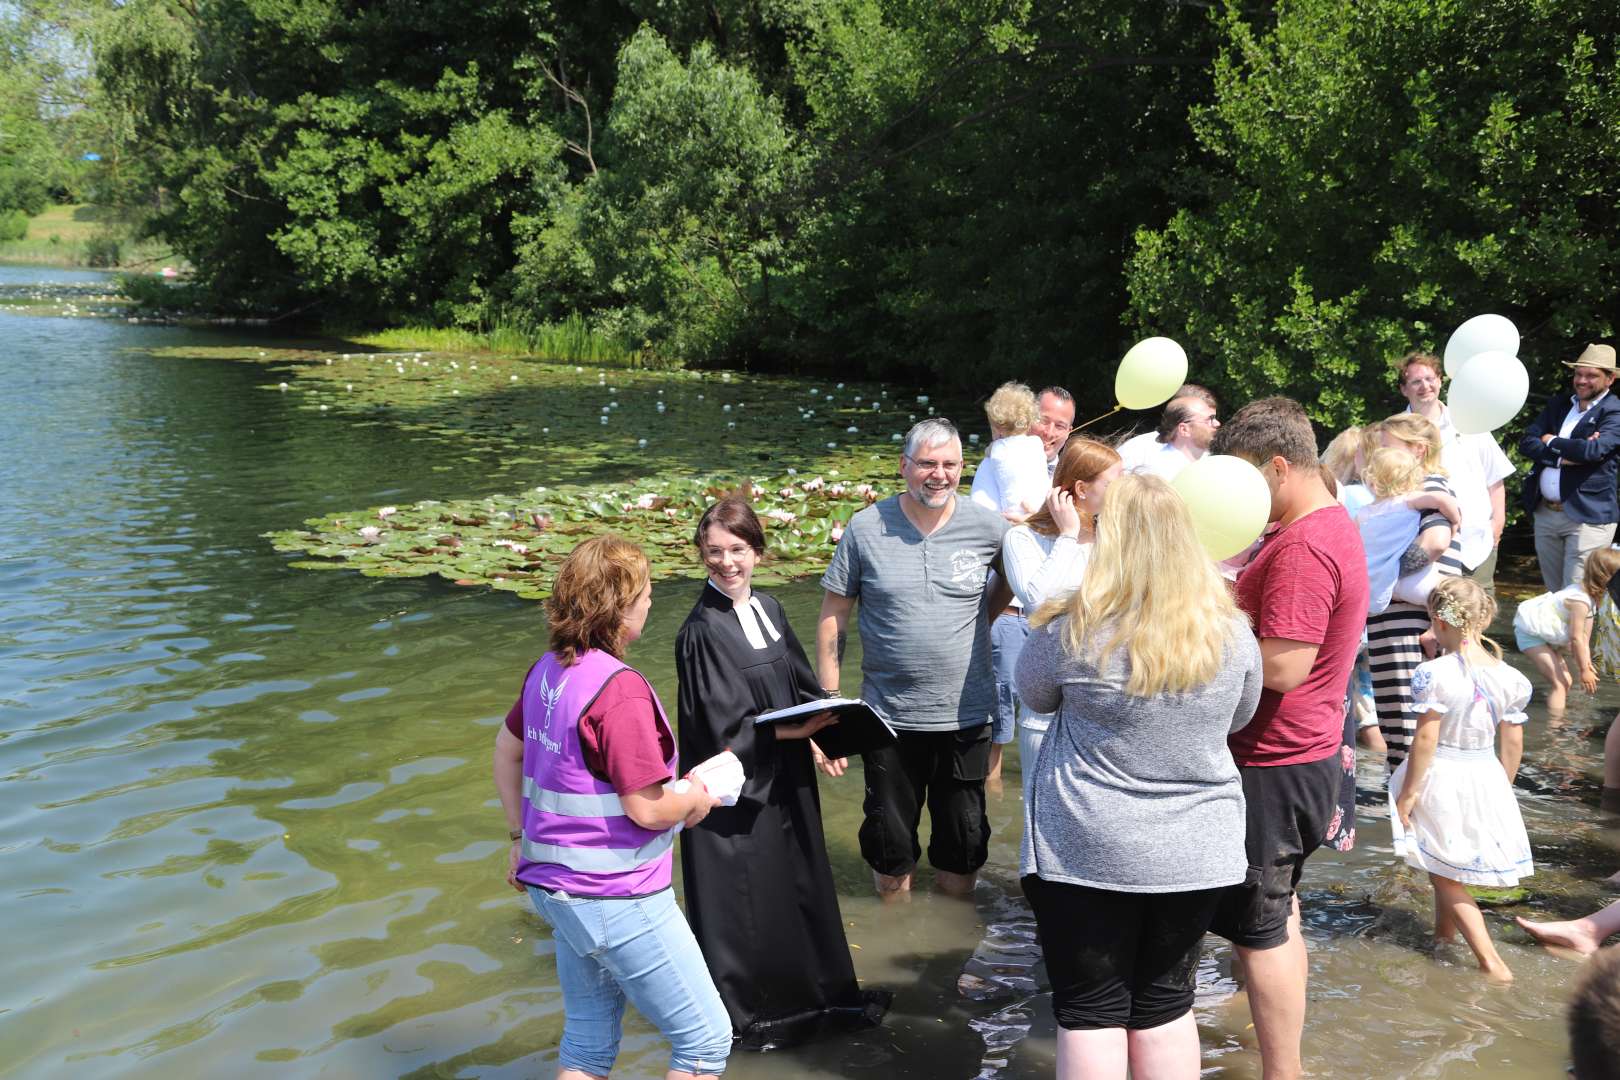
[2,265,1616,1077]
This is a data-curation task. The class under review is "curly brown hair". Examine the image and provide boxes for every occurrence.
[545,534,650,666]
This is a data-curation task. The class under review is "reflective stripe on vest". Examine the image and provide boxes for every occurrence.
[522,828,675,874]
[522,776,624,817]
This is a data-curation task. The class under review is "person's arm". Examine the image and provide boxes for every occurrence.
[1012,621,1063,715]
[1258,637,1320,694]
[1004,504,1084,610]
[1551,405,1620,463]
[1404,489,1460,528]
[1394,709,1443,827]
[620,776,720,831]
[1415,518,1454,561]
[812,591,855,777]
[1570,596,1597,693]
[493,725,528,892]
[1488,480,1506,545]
[1230,628,1264,733]
[1519,402,1559,461]
[1498,720,1524,784]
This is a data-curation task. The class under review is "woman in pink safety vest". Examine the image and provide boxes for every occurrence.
[493,535,732,1079]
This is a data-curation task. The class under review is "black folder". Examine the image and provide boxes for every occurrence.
[754,697,898,759]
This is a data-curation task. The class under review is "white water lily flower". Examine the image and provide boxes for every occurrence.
[278,382,289,390]
[542,427,550,434]
[831,524,845,543]
[319,404,329,410]
[510,375,518,382]
[727,421,736,429]
[917,395,929,404]
[638,438,648,448]
[779,487,796,498]
[346,383,354,391]
[359,526,382,542]
[846,426,858,433]
[837,382,845,389]
[830,483,846,496]
[378,506,398,519]
[968,434,979,444]
[827,442,837,448]
[802,477,825,492]
[636,493,658,509]
[723,404,732,412]
[325,358,331,365]
[892,434,902,441]
[787,468,797,475]
[600,416,609,424]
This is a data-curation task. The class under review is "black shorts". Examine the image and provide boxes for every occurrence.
[859,725,991,876]
[1208,754,1342,950]
[1022,875,1222,1030]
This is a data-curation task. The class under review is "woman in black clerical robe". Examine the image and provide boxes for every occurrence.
[675,497,889,1050]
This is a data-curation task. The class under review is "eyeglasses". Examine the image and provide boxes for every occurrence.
[904,455,962,473]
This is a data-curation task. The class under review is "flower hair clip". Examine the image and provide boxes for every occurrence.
[1433,596,1472,633]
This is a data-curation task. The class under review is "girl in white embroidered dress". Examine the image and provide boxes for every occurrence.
[1391,576,1533,981]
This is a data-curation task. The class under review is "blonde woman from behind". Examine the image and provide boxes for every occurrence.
[1015,474,1262,1080]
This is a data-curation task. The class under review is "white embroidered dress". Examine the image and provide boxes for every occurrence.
[1387,653,1534,886]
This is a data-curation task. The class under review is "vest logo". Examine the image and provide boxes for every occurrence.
[530,669,569,753]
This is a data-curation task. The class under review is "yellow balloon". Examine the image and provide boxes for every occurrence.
[1171,454,1272,561]
[1115,337,1189,410]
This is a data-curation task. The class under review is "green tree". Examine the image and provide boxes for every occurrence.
[1128,0,1620,428]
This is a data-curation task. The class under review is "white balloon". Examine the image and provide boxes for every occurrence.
[1443,314,1519,377]
[1446,350,1529,434]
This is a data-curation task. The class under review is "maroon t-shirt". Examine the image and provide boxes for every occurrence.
[505,666,674,794]
[1229,504,1369,767]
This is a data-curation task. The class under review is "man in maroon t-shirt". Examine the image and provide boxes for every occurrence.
[1207,397,1370,1080]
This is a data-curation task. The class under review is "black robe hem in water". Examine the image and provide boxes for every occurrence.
[676,584,889,1050]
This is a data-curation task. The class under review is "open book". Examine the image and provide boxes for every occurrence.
[755,697,898,759]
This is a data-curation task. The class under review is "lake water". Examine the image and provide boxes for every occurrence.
[2,264,1615,1077]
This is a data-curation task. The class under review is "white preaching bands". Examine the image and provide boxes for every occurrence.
[708,579,782,650]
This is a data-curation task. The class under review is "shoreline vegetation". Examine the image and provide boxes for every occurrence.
[0,204,172,269]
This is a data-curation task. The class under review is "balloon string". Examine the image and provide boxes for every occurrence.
[1073,403,1124,432]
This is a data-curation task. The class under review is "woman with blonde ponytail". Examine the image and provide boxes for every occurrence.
[1014,474,1262,1079]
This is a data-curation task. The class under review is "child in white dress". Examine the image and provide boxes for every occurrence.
[1512,547,1620,711]
[1391,576,1533,981]
[970,381,1050,520]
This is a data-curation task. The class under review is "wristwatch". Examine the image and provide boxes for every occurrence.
[508,828,523,841]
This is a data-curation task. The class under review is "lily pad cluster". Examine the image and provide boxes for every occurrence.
[267,472,886,600]
[232,346,975,599]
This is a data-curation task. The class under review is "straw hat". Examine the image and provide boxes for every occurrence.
[1564,343,1619,372]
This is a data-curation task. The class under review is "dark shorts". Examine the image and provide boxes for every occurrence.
[1208,754,1342,950]
[1022,875,1223,1030]
[859,725,991,876]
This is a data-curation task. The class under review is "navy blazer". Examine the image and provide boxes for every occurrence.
[1518,392,1620,524]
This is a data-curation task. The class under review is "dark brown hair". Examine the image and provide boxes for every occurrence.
[1155,384,1219,441]
[545,534,650,665]
[1570,946,1620,1080]
[694,497,766,555]
[1211,396,1318,469]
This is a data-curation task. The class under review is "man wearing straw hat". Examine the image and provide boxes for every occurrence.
[1519,343,1620,591]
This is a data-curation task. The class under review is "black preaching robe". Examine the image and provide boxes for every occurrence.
[675,583,888,1049]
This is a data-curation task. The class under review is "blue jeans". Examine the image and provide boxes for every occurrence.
[529,886,732,1076]
[989,612,1029,745]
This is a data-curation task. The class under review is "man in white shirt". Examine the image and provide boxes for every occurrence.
[1031,386,1075,479]
[1396,351,1514,597]
[1117,384,1220,481]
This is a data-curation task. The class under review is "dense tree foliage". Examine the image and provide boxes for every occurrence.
[39,0,1620,412]
[1128,0,1620,425]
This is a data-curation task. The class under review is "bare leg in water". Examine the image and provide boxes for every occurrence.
[1517,898,1620,956]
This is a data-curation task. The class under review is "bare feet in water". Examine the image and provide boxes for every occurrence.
[1514,915,1605,956]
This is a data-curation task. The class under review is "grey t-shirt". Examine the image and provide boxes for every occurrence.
[1015,612,1263,892]
[821,494,1008,731]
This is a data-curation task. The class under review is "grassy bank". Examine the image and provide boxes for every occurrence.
[338,313,654,368]
[0,204,174,268]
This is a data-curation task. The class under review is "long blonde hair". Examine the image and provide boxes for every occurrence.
[1029,474,1247,696]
